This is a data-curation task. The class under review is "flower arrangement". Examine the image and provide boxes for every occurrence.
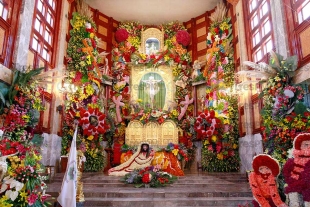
[62,11,109,172]
[162,143,188,161]
[0,68,50,206]
[259,52,310,164]
[121,166,177,188]
[176,30,191,47]
[201,95,240,172]
[115,28,129,43]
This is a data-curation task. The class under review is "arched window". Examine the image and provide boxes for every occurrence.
[243,0,274,63]
[29,0,62,70]
[284,0,310,67]
[0,0,21,67]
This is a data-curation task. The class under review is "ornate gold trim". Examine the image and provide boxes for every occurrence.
[141,28,164,54]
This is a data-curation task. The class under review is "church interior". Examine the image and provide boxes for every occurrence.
[0,0,310,206]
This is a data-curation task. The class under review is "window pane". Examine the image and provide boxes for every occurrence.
[298,0,310,23]
[254,32,260,46]
[0,3,3,17]
[252,14,259,29]
[263,20,271,36]
[266,40,273,53]
[32,38,38,51]
[250,0,257,12]
[261,1,269,17]
[35,18,41,32]
[255,50,262,62]
[37,0,43,12]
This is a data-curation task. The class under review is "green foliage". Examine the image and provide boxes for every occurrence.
[83,149,105,172]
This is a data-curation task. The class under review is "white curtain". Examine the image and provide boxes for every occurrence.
[41,133,62,166]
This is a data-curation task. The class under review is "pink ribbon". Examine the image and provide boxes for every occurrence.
[113,95,125,123]
[178,95,194,120]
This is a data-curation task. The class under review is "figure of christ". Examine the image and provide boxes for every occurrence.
[142,76,162,109]
[108,143,154,176]
[249,154,288,207]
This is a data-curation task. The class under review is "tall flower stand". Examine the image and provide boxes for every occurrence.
[104,148,113,172]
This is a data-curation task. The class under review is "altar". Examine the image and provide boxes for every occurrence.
[125,120,179,147]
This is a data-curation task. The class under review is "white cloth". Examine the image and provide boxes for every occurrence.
[41,133,62,166]
[57,127,78,207]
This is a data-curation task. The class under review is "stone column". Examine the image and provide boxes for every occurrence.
[12,0,36,70]
[50,0,70,134]
[270,0,290,58]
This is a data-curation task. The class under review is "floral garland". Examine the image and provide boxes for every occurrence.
[0,69,49,206]
[199,4,239,172]
[121,166,177,188]
[62,12,109,172]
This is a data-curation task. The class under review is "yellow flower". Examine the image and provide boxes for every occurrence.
[90,33,95,39]
[223,119,230,124]
[172,149,179,156]
[217,153,224,160]
[220,22,229,30]
[19,190,28,201]
[140,53,147,60]
[204,140,210,145]
[233,144,238,149]
[76,112,80,117]
[85,84,95,96]
[211,135,217,142]
[164,55,170,62]
[137,99,143,103]
[87,135,94,141]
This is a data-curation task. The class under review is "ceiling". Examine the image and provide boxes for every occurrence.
[86,0,220,25]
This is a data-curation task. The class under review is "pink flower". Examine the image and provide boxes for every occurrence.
[27,193,38,205]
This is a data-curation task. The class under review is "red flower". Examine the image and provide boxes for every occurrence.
[115,28,129,43]
[176,30,191,46]
[142,173,151,183]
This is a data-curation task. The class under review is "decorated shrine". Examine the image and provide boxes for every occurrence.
[1,0,310,206]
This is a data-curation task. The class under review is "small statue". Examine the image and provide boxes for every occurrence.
[249,154,288,207]
[191,60,202,80]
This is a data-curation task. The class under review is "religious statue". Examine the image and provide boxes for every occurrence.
[99,51,109,76]
[191,60,202,80]
[249,154,288,207]
[283,133,310,207]
[142,76,162,109]
[108,143,154,176]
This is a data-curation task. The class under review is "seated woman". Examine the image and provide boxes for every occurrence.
[108,143,154,176]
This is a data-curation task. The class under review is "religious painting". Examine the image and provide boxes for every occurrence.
[145,38,160,55]
[138,72,166,109]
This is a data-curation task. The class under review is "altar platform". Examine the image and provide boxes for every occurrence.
[46,170,253,207]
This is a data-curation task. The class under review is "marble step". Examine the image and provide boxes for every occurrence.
[82,197,253,207]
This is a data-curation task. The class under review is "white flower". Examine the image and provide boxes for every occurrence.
[207,32,212,40]
[215,35,220,42]
[0,129,3,137]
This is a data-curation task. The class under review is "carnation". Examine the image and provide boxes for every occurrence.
[115,28,129,43]
[176,30,191,47]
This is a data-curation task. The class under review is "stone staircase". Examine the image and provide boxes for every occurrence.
[46,171,253,207]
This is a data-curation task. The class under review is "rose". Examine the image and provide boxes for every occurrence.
[142,173,152,183]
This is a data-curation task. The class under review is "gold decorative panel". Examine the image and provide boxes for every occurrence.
[197,27,206,37]
[196,17,205,25]
[98,41,107,50]
[130,65,175,110]
[0,28,5,54]
[197,41,206,51]
[98,25,107,36]
[198,55,206,63]
[125,120,179,147]
[141,28,164,54]
[99,15,108,23]
[300,27,310,58]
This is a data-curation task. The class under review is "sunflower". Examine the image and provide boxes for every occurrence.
[79,107,110,136]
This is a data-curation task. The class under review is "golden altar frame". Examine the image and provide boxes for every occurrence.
[125,120,179,147]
